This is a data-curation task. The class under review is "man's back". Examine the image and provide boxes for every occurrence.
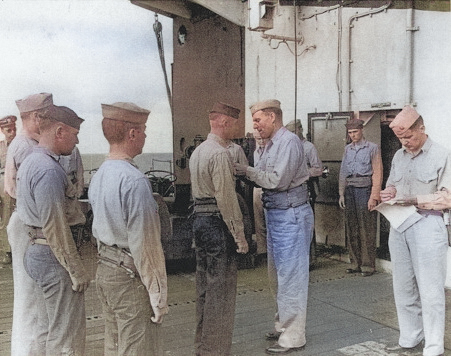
[4,133,38,198]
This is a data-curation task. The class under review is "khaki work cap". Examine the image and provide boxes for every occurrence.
[209,102,241,120]
[249,99,281,115]
[101,102,150,124]
[15,93,53,113]
[389,105,420,136]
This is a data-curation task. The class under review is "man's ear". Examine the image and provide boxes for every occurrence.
[55,125,64,138]
[128,128,137,140]
[270,113,278,126]
[31,111,40,125]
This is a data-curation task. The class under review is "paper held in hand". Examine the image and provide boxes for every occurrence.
[373,200,423,233]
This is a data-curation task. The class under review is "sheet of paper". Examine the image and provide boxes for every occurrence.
[373,201,418,230]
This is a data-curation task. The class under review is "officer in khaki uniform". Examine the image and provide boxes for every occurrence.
[0,115,17,264]
[190,102,248,356]
[89,102,168,356]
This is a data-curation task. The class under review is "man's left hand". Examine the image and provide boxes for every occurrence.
[234,163,249,176]
[368,198,378,211]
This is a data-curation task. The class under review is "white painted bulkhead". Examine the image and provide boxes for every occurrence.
[244,4,451,286]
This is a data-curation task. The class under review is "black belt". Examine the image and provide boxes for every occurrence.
[193,197,217,205]
[417,209,443,217]
[347,174,371,178]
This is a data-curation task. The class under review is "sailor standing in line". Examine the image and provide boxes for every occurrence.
[89,102,168,355]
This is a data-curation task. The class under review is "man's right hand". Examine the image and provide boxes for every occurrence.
[236,240,249,254]
[380,186,397,202]
[338,195,345,209]
[70,274,90,293]
[151,306,165,324]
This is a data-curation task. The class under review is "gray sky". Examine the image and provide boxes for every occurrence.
[0,0,173,153]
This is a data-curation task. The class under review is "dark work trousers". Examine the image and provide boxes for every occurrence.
[192,214,238,356]
[344,185,377,272]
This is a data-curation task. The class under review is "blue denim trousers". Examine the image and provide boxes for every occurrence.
[389,215,448,356]
[265,203,314,348]
[192,214,238,356]
[96,262,162,356]
[24,243,86,356]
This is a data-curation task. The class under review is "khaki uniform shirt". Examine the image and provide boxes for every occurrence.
[59,147,86,226]
[387,137,451,210]
[190,133,246,245]
[4,133,38,198]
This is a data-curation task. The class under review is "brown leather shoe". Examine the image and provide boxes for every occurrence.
[265,343,305,354]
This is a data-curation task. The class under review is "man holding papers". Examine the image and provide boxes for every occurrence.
[380,105,451,356]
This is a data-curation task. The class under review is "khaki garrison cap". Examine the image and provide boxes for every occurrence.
[249,99,281,115]
[15,93,53,113]
[389,105,420,136]
[345,119,364,130]
[0,115,17,128]
[48,105,84,130]
[101,102,150,124]
[209,102,240,120]
[285,119,302,133]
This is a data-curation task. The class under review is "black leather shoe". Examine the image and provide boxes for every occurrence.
[361,271,374,277]
[265,343,305,354]
[346,268,361,274]
[385,341,423,354]
[265,331,282,340]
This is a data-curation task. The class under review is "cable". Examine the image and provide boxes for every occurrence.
[153,13,173,120]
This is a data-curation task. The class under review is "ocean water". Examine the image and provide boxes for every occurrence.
[81,152,173,184]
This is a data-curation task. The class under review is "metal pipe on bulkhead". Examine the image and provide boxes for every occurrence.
[405,5,416,105]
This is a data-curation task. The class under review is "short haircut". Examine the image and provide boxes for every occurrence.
[102,118,141,144]
[20,106,51,122]
[39,116,59,132]
[261,107,282,120]
[409,116,424,131]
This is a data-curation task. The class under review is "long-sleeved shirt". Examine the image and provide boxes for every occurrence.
[339,138,383,201]
[59,147,85,226]
[189,133,246,245]
[386,137,451,210]
[16,146,87,282]
[89,158,168,312]
[226,140,249,166]
[0,140,8,174]
[301,138,323,178]
[4,133,38,198]
[244,127,309,191]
